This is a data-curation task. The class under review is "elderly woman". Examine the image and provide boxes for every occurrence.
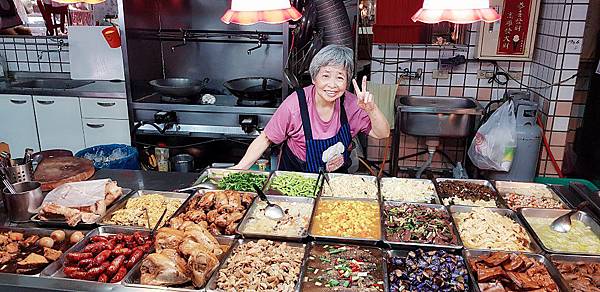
[233,45,390,173]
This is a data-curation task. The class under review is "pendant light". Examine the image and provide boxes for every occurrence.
[412,0,501,24]
[221,0,302,25]
[52,0,106,4]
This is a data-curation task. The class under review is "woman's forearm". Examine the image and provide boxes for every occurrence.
[368,106,390,139]
[233,132,272,169]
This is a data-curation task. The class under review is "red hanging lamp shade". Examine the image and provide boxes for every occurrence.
[412,0,501,24]
[52,0,106,3]
[221,0,302,25]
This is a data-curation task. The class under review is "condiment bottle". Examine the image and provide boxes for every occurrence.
[155,144,170,172]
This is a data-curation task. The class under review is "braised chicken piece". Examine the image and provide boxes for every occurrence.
[154,228,185,252]
[141,249,190,286]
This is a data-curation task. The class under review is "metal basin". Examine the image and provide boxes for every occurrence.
[396,96,483,138]
[10,79,94,89]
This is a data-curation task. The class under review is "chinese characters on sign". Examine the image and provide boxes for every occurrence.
[497,0,531,55]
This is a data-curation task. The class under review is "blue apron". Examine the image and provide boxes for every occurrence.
[278,88,353,173]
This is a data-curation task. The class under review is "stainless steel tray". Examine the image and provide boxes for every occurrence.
[449,205,542,253]
[299,241,388,292]
[199,168,269,190]
[387,249,472,292]
[98,190,189,229]
[382,201,462,251]
[319,173,379,200]
[309,197,382,246]
[122,236,237,291]
[40,226,149,285]
[205,238,308,292]
[519,208,600,256]
[170,189,256,237]
[463,249,570,292]
[380,177,440,204]
[549,253,600,292]
[264,171,321,198]
[494,181,571,210]
[0,226,83,276]
[436,178,506,208]
[30,188,134,228]
[236,195,315,242]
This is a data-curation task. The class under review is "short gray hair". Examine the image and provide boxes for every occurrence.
[309,45,354,84]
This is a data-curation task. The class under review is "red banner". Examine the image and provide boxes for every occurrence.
[497,0,531,55]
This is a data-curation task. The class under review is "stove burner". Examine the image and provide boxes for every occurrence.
[236,98,275,107]
[160,95,199,103]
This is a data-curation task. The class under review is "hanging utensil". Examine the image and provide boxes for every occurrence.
[0,169,16,194]
[252,184,284,220]
[550,201,590,233]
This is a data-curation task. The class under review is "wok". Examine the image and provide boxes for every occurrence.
[149,77,209,97]
[224,77,282,100]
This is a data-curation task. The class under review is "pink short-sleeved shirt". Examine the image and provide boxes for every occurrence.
[263,85,372,161]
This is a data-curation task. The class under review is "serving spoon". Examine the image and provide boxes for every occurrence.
[550,201,590,233]
[252,184,284,220]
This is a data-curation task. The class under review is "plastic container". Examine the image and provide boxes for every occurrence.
[75,144,139,170]
[534,176,599,192]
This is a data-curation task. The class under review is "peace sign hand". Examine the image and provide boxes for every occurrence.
[353,76,376,113]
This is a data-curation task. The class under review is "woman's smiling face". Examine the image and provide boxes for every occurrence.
[313,65,348,103]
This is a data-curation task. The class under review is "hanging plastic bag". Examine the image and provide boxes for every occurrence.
[468,100,517,172]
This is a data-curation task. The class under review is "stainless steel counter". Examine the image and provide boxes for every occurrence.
[0,77,126,99]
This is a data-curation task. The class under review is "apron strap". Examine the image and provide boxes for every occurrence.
[296,88,313,141]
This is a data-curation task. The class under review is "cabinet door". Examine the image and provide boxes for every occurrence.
[82,118,131,147]
[33,96,85,153]
[0,95,40,152]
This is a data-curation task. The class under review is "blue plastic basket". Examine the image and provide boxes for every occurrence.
[75,144,139,170]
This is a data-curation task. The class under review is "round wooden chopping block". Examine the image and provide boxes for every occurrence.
[33,157,95,191]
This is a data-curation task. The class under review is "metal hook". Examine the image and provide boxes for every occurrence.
[171,28,189,52]
[247,33,269,55]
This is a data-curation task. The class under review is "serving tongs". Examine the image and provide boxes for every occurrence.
[145,207,169,238]
[318,167,331,187]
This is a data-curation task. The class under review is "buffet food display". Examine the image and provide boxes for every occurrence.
[384,203,459,247]
[101,191,186,229]
[438,180,501,208]
[310,199,381,241]
[7,168,600,292]
[380,178,438,203]
[209,239,305,292]
[302,244,385,291]
[467,251,562,292]
[388,249,470,292]
[321,174,378,199]
[168,190,254,236]
[452,207,533,252]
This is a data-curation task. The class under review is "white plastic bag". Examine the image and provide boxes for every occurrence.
[468,101,517,171]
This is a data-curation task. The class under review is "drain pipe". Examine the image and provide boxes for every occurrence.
[415,138,439,178]
[313,0,354,48]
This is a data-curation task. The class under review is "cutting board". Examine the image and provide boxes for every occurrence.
[34,157,95,191]
[68,26,125,80]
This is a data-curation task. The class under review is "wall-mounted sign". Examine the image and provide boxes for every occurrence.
[476,0,541,61]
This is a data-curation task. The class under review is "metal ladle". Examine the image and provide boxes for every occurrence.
[252,184,284,220]
[550,201,590,233]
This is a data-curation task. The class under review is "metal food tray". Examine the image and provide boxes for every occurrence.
[436,178,506,208]
[382,201,463,251]
[30,188,134,228]
[0,226,82,276]
[309,197,382,246]
[380,177,440,204]
[98,190,190,229]
[319,173,379,200]
[519,208,600,256]
[123,236,237,291]
[40,226,149,285]
[264,171,321,198]
[236,195,315,242]
[549,253,600,291]
[299,241,388,292]
[387,249,472,292]
[449,205,542,253]
[199,168,269,189]
[205,238,308,292]
[169,189,256,238]
[463,249,570,292]
[494,181,572,210]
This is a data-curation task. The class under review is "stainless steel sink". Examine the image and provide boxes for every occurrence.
[396,96,484,138]
[10,79,94,89]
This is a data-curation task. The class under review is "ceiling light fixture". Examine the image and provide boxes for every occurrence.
[412,0,501,24]
[221,0,302,25]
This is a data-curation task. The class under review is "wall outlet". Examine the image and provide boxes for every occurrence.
[432,69,449,79]
[507,71,523,80]
[477,70,495,79]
